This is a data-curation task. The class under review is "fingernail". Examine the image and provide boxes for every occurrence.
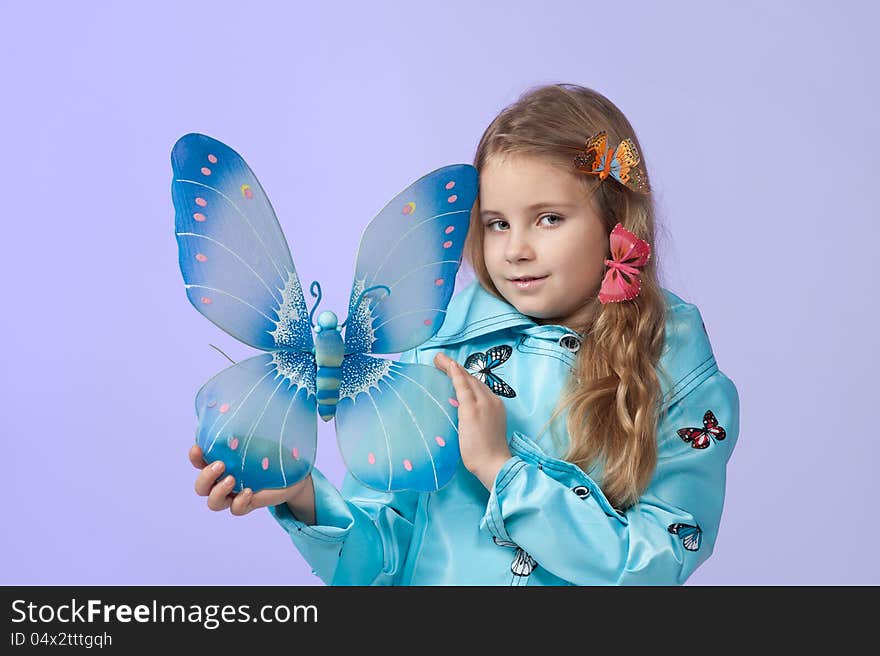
[223,475,234,485]
[212,461,224,472]
[244,488,252,496]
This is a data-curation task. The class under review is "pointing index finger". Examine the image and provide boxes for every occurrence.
[435,352,476,405]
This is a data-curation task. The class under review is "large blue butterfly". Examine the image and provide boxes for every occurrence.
[171,133,477,494]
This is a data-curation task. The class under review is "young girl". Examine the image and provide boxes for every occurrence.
[189,83,740,585]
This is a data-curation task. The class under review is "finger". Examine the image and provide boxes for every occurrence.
[435,353,477,405]
[230,488,253,516]
[451,359,488,397]
[433,351,454,374]
[248,488,288,511]
[207,474,236,511]
[195,460,226,497]
[443,356,490,405]
[189,444,208,469]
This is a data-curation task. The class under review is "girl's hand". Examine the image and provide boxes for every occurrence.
[189,444,312,516]
[434,352,512,490]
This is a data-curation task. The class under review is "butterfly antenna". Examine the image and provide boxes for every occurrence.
[339,284,391,328]
[208,343,236,365]
[308,281,323,328]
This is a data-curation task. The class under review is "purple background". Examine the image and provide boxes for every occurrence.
[3,1,876,585]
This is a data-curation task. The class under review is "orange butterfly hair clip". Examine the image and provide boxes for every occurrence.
[574,131,649,194]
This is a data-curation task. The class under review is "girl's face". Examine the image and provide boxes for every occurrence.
[479,153,608,329]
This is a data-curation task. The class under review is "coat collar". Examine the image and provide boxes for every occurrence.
[422,282,718,407]
[423,281,584,348]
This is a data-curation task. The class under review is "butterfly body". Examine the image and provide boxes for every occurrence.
[595,147,616,180]
[173,133,478,493]
[314,311,344,421]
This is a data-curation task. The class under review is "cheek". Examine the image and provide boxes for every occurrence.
[482,238,504,273]
[554,239,606,289]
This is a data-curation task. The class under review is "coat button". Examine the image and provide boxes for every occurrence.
[558,334,582,353]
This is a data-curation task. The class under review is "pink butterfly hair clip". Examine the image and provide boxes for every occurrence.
[598,223,651,304]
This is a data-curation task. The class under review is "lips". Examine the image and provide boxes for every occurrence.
[507,275,548,282]
[507,275,549,290]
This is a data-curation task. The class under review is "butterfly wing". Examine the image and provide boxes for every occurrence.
[484,344,513,368]
[511,549,538,576]
[334,354,460,492]
[172,133,313,352]
[484,372,516,398]
[703,410,727,441]
[195,352,317,493]
[463,351,487,375]
[574,131,607,174]
[677,426,709,449]
[598,267,639,303]
[609,138,649,193]
[343,165,478,355]
[610,223,651,268]
[668,523,703,552]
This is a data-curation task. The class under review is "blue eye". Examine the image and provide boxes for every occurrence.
[539,214,562,226]
[486,220,509,231]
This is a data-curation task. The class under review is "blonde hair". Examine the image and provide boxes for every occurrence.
[464,84,671,510]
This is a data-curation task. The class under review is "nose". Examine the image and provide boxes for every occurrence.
[504,227,535,263]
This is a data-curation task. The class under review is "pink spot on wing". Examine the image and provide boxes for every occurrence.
[445,225,454,234]
[445,181,455,190]
[447,194,458,203]
[193,212,206,222]
[423,318,432,326]
[442,240,453,248]
[292,447,299,459]
[207,154,218,164]
[229,437,239,450]
[403,459,413,472]
[195,197,207,207]
[201,296,212,305]
[244,188,253,199]
[402,201,416,215]
[201,167,211,176]
[261,457,269,470]
[435,436,446,447]
[195,253,207,262]
[448,398,459,408]
[368,452,376,465]
[434,278,444,286]
[219,403,230,413]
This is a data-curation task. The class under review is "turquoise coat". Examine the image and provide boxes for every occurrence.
[268,281,740,585]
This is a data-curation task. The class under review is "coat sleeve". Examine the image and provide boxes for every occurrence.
[266,349,423,586]
[479,368,740,585]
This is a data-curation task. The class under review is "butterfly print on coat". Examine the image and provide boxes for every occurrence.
[668,523,702,551]
[493,536,537,577]
[464,344,516,398]
[677,410,726,449]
